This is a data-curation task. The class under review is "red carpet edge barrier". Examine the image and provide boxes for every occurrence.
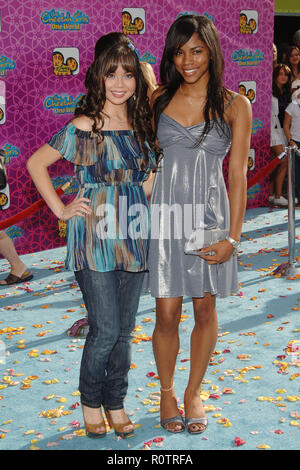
[0,182,70,231]
[247,152,286,189]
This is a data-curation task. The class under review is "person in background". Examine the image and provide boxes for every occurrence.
[285,45,300,85]
[273,43,278,69]
[277,42,289,64]
[0,231,33,285]
[0,148,33,285]
[269,64,292,206]
[293,29,300,50]
[283,88,300,205]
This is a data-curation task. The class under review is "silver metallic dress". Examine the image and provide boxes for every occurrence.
[146,110,238,298]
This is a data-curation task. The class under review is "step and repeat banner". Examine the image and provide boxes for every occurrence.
[0,0,274,255]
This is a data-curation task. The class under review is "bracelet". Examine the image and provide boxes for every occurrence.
[225,235,241,254]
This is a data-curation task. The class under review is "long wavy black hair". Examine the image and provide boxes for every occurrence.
[74,32,161,170]
[285,45,300,80]
[153,15,231,144]
[272,63,292,100]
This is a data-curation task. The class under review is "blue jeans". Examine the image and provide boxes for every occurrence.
[75,269,145,410]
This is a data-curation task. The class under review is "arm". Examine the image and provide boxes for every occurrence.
[227,94,252,241]
[283,111,294,145]
[27,142,91,220]
[200,94,252,264]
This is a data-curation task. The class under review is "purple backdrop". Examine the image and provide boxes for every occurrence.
[0,0,274,255]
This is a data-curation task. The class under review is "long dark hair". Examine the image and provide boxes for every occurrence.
[75,33,160,169]
[154,15,231,144]
[285,45,300,78]
[272,63,292,99]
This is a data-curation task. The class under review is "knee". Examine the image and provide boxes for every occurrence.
[155,311,181,335]
[88,324,119,349]
[279,159,288,169]
[194,307,217,328]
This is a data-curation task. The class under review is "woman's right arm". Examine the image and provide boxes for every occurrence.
[27,143,91,220]
[283,110,294,146]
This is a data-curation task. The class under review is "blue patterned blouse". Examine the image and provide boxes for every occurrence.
[48,122,156,273]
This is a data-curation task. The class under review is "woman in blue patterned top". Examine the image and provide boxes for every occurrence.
[27,33,160,439]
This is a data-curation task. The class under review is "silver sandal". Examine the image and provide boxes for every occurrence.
[185,417,208,434]
[160,384,185,433]
[161,414,185,433]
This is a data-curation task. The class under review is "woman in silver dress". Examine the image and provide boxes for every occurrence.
[148,15,252,434]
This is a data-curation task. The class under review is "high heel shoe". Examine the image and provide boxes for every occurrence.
[185,417,208,434]
[104,409,134,439]
[81,405,106,438]
[160,385,185,433]
[183,392,208,434]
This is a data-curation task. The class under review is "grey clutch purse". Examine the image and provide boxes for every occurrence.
[183,170,228,256]
[184,227,229,256]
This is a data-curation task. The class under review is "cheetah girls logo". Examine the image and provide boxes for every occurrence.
[251,119,263,135]
[5,225,23,239]
[0,80,5,125]
[135,49,157,65]
[247,184,261,200]
[41,9,89,31]
[52,176,79,194]
[44,93,84,114]
[0,56,15,77]
[1,143,20,163]
[232,49,264,67]
[177,11,214,23]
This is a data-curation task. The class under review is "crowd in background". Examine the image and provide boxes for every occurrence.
[271,29,300,206]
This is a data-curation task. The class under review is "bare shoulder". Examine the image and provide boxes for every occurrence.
[225,91,252,124]
[229,92,251,114]
[71,115,94,131]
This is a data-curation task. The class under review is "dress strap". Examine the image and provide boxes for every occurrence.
[224,92,238,112]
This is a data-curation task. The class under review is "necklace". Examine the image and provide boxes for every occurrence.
[180,85,205,105]
[180,85,193,104]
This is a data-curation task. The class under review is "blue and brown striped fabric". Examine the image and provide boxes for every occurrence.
[48,122,156,273]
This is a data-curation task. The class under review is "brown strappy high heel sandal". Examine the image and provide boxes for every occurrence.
[81,405,107,438]
[104,409,134,439]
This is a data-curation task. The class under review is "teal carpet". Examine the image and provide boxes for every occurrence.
[0,207,299,452]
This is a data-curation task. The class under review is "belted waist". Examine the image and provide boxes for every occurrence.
[79,181,143,188]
